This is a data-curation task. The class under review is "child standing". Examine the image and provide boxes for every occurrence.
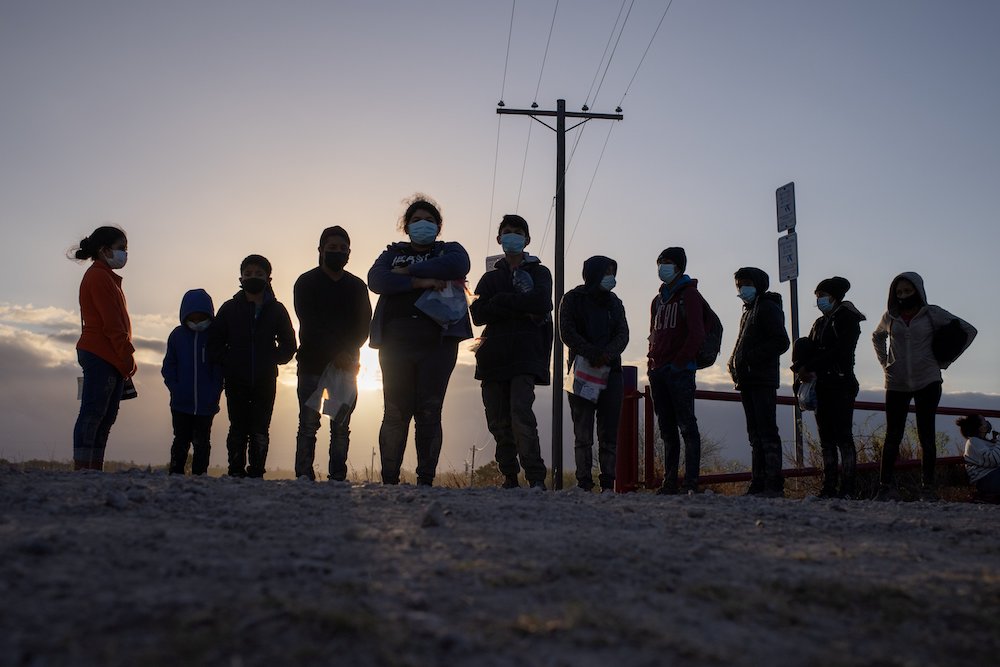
[209,255,297,478]
[161,289,224,475]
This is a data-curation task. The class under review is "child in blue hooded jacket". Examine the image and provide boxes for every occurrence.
[162,288,224,475]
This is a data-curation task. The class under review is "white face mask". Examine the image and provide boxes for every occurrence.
[106,249,128,269]
[187,320,210,332]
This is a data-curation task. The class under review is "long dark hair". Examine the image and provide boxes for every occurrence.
[70,226,126,261]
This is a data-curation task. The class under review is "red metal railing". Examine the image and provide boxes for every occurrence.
[614,378,1000,493]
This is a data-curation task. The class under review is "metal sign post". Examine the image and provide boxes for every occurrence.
[775,182,803,467]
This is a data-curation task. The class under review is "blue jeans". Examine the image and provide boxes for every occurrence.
[295,373,355,481]
[378,320,459,485]
[481,375,547,484]
[73,349,125,469]
[568,370,623,489]
[649,366,701,490]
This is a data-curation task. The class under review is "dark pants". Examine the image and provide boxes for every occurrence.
[880,381,942,487]
[649,367,701,490]
[568,370,623,490]
[815,381,858,495]
[73,349,125,470]
[976,468,1000,495]
[378,321,459,485]
[482,375,547,484]
[295,373,355,481]
[740,386,784,492]
[169,411,214,475]
[224,380,277,478]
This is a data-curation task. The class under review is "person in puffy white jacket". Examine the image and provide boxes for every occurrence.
[872,271,976,501]
[956,415,1000,495]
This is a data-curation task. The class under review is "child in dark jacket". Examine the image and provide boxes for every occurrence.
[208,255,297,478]
[162,289,224,475]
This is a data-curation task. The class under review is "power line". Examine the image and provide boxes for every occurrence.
[489,1,518,254]
[533,0,560,104]
[567,122,616,250]
[619,0,675,106]
[592,0,635,109]
[584,0,630,108]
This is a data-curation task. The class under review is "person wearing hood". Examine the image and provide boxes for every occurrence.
[955,415,1000,496]
[69,225,135,471]
[559,256,630,492]
[208,254,297,478]
[729,267,790,497]
[293,226,372,482]
[791,277,865,498]
[648,247,706,495]
[470,214,552,489]
[161,289,224,475]
[872,271,977,501]
[368,194,472,487]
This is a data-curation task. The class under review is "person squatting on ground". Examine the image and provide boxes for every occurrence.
[729,267,790,498]
[208,254,296,478]
[648,247,706,495]
[70,226,136,471]
[791,277,865,499]
[559,256,630,492]
[293,226,372,481]
[470,214,552,490]
[368,195,472,486]
[872,272,976,501]
[957,415,1000,497]
[161,289,224,475]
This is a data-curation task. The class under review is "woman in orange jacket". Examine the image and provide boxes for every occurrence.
[71,226,136,470]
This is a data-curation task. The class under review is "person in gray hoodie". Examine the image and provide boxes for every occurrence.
[872,271,976,501]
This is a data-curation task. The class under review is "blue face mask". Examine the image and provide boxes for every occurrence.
[817,296,834,313]
[407,220,439,246]
[500,233,526,254]
[658,263,677,284]
[738,285,757,303]
[600,275,616,291]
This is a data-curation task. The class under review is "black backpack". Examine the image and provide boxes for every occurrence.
[679,286,724,370]
[931,318,969,366]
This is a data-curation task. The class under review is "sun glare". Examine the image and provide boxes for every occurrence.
[358,345,382,392]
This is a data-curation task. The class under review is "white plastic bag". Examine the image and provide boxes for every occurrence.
[797,379,817,412]
[415,281,469,328]
[564,355,610,403]
[305,364,358,424]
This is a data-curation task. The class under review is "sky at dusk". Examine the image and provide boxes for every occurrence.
[2,1,998,475]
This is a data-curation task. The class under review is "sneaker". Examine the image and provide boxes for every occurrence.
[600,487,615,494]
[501,475,519,489]
[918,487,939,502]
[576,482,594,492]
[682,485,702,495]
[528,480,547,490]
[743,484,765,497]
[416,478,433,487]
[655,485,678,496]
[874,485,900,502]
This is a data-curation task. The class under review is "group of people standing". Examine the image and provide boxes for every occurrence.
[70,197,983,499]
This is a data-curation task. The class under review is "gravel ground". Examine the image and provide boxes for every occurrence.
[2,467,999,667]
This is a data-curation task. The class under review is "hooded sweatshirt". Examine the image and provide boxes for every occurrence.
[208,288,297,387]
[872,271,977,392]
[161,289,224,415]
[558,256,629,372]
[648,274,707,372]
[728,267,790,389]
[470,253,553,384]
[793,300,866,388]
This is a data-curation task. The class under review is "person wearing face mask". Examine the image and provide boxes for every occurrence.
[728,267,790,497]
[292,226,372,481]
[790,277,865,498]
[209,254,297,478]
[367,194,472,486]
[872,272,976,501]
[956,414,1000,496]
[69,225,136,471]
[161,289,224,475]
[559,256,630,492]
[469,214,552,489]
[648,247,706,495]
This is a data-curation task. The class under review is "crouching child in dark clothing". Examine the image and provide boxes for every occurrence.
[162,288,224,475]
[559,256,629,492]
[470,214,552,489]
[209,254,297,478]
[729,267,790,497]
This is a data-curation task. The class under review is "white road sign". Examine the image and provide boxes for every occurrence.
[776,182,796,232]
[778,232,798,282]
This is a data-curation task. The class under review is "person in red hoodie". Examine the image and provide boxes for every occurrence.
[70,225,136,471]
[648,247,706,494]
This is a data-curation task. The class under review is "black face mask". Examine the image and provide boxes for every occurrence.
[241,277,267,295]
[896,294,921,311]
[324,251,349,272]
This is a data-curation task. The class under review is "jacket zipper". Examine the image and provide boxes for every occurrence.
[192,331,199,414]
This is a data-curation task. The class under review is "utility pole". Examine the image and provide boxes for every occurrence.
[496,99,623,489]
